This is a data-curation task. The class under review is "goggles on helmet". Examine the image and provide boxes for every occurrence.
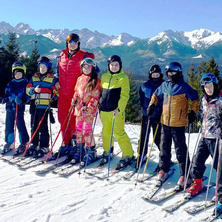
[80,58,96,67]
[200,77,214,86]
[200,73,218,86]
[167,71,177,76]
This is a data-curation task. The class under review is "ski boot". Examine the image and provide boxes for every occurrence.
[81,146,97,166]
[187,178,203,195]
[26,144,38,156]
[2,143,13,154]
[70,144,86,164]
[50,145,73,160]
[156,170,168,186]
[135,155,147,169]
[16,143,27,154]
[99,147,114,166]
[175,176,192,191]
[35,147,50,158]
[116,156,135,170]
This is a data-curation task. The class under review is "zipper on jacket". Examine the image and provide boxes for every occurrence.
[168,95,172,126]
[203,101,209,138]
[108,74,113,89]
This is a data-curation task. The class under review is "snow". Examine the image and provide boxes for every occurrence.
[0,104,220,222]
[184,29,222,48]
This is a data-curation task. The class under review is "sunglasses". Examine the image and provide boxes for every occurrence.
[200,77,213,86]
[69,40,78,44]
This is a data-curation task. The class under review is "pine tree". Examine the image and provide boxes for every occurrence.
[0,33,20,97]
[187,64,203,97]
[21,40,40,80]
[125,71,140,123]
[205,57,222,88]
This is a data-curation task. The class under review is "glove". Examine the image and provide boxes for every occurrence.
[15,97,22,105]
[49,109,55,124]
[9,94,16,102]
[113,109,120,116]
[188,110,196,124]
[147,104,155,116]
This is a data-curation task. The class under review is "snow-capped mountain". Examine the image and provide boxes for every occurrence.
[148,29,222,50]
[1,21,222,75]
[1,21,222,51]
[0,22,138,48]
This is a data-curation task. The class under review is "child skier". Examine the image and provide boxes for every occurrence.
[66,58,101,165]
[187,73,222,214]
[137,64,164,168]
[147,62,199,188]
[26,56,58,157]
[3,61,29,154]
[99,55,134,169]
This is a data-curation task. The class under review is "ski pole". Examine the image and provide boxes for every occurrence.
[139,123,159,183]
[184,124,191,189]
[21,94,56,159]
[107,113,115,181]
[78,102,86,176]
[136,118,143,169]
[214,139,222,217]
[44,105,74,163]
[48,110,53,148]
[183,126,202,192]
[83,110,98,172]
[13,103,18,152]
[205,137,219,207]
[134,117,151,186]
[21,105,51,159]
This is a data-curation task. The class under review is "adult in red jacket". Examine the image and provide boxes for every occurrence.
[57,33,94,157]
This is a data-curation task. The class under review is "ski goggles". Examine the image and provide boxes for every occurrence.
[200,77,213,86]
[167,71,177,76]
[80,58,96,67]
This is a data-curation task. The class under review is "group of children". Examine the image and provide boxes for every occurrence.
[144,62,222,213]
[2,52,222,213]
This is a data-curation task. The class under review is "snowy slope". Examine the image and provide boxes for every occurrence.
[0,103,220,222]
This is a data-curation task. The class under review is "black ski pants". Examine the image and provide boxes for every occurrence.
[139,115,161,157]
[159,125,190,176]
[30,108,49,148]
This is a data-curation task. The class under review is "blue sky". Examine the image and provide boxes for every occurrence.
[0,0,221,39]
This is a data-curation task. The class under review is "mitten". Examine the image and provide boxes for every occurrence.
[15,97,22,105]
[188,110,196,124]
[147,104,155,117]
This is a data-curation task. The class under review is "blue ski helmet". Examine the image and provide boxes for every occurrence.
[200,73,218,86]
[165,62,182,75]
[37,56,52,72]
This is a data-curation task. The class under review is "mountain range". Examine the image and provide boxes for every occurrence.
[0,21,222,77]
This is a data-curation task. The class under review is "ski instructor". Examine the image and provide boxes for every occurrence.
[56,33,94,157]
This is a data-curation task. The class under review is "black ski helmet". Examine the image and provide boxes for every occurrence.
[148,64,162,79]
[37,56,52,72]
[66,33,80,48]
[107,55,122,73]
[165,62,182,83]
[12,61,26,77]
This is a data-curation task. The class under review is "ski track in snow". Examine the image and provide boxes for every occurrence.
[0,104,221,222]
